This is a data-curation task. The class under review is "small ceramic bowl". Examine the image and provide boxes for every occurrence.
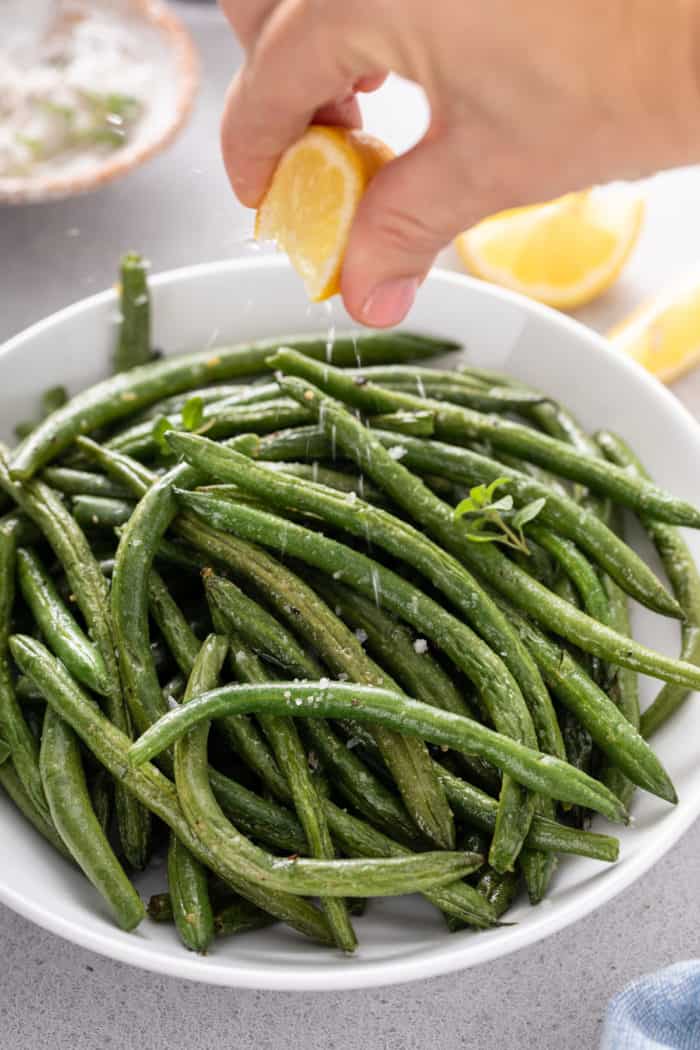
[0,0,199,205]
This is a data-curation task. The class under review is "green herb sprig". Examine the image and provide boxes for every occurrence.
[454,478,546,554]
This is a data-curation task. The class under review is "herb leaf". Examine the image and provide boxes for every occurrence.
[512,498,547,530]
[454,478,546,554]
[152,417,172,454]
[182,396,205,432]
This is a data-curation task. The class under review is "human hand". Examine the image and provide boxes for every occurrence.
[220,0,700,326]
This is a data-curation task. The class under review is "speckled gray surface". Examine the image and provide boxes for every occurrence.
[1,823,700,1050]
[3,5,700,1048]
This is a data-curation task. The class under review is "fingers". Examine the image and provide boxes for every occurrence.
[313,95,363,131]
[221,2,360,207]
[218,1,280,48]
[341,126,523,326]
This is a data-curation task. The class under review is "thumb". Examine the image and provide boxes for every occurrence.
[341,128,516,327]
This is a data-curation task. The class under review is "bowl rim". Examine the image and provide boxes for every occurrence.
[2,255,700,990]
[0,0,199,205]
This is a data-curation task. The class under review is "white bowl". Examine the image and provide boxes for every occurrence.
[1,257,699,991]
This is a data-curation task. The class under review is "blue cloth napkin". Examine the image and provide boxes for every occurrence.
[601,961,700,1048]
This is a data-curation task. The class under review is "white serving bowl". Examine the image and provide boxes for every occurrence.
[1,256,699,991]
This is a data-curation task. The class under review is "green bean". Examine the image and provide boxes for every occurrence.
[171,643,480,896]
[460,366,615,509]
[311,576,470,718]
[523,394,612,518]
[268,349,700,528]
[176,489,558,866]
[214,898,276,938]
[314,576,500,794]
[17,547,110,694]
[217,753,616,883]
[176,517,421,845]
[209,768,307,853]
[111,463,193,733]
[197,730,620,864]
[600,567,640,807]
[147,892,174,922]
[337,717,603,893]
[146,563,289,801]
[216,714,290,803]
[270,373,675,634]
[11,332,454,480]
[106,443,252,754]
[456,364,525,387]
[76,436,155,495]
[39,705,145,930]
[371,378,546,412]
[221,629,356,951]
[0,757,70,859]
[42,467,130,499]
[259,427,700,689]
[0,510,39,548]
[192,525,454,853]
[72,495,135,530]
[369,409,435,437]
[495,598,675,802]
[236,397,565,765]
[113,252,152,373]
[14,421,36,441]
[131,381,281,425]
[526,526,612,626]
[596,431,700,740]
[11,634,335,943]
[204,572,315,677]
[553,573,580,607]
[0,523,51,824]
[476,868,520,919]
[147,569,201,675]
[0,458,151,870]
[177,409,559,883]
[69,434,617,869]
[262,462,386,504]
[90,769,113,838]
[327,430,667,614]
[212,623,293,804]
[324,796,497,928]
[108,398,311,460]
[130,678,627,821]
[348,365,549,404]
[14,676,44,703]
[257,424,330,462]
[433,765,619,860]
[171,439,551,738]
[40,385,69,416]
[167,831,215,952]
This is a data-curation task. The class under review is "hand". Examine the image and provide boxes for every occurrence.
[220,0,700,326]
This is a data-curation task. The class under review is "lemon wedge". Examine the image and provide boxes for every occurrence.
[255,125,393,301]
[455,189,644,309]
[609,273,700,383]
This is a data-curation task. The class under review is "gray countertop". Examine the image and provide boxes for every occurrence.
[2,6,700,1048]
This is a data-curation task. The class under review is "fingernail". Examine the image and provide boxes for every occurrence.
[361,277,419,327]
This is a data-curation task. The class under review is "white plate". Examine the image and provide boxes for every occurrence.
[1,256,699,991]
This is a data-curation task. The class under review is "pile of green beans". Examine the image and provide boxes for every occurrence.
[2,256,699,956]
